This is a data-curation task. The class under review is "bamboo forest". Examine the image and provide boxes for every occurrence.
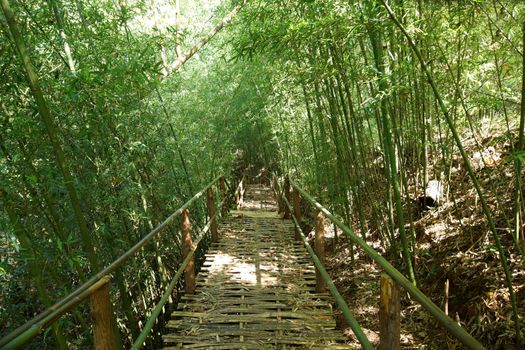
[1,0,525,349]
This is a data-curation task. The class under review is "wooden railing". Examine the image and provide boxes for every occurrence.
[0,175,240,350]
[273,175,486,350]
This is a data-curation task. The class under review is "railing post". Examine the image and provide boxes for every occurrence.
[90,276,116,350]
[292,187,301,241]
[241,175,246,204]
[219,176,227,215]
[273,176,283,214]
[283,176,291,219]
[207,187,218,243]
[379,274,400,350]
[236,176,245,207]
[315,211,326,293]
[181,208,195,294]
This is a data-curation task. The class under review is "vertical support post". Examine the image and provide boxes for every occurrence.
[379,274,400,350]
[292,187,302,241]
[207,187,218,243]
[219,176,227,215]
[315,211,326,293]
[273,176,283,214]
[236,176,245,207]
[181,208,195,294]
[240,175,246,204]
[90,276,116,350]
[283,176,291,219]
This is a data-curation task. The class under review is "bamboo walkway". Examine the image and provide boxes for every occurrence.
[162,185,351,349]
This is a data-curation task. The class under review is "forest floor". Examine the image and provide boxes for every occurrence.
[322,131,525,349]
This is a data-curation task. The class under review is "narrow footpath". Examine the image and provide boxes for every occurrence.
[162,184,350,349]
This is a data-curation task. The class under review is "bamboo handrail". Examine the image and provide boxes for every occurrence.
[289,178,486,350]
[131,195,228,349]
[281,195,374,350]
[1,277,111,350]
[0,175,223,350]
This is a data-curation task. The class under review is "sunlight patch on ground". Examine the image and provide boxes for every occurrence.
[206,252,279,286]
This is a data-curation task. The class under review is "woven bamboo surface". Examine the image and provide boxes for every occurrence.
[162,185,350,349]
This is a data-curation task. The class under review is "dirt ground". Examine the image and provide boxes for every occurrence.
[320,133,525,349]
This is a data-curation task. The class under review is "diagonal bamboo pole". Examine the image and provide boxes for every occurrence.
[167,0,248,74]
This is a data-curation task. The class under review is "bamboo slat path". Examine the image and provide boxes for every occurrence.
[162,184,351,349]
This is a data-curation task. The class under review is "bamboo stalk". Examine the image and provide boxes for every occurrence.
[380,1,522,345]
[366,0,416,285]
[516,20,525,251]
[292,188,302,241]
[1,0,100,273]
